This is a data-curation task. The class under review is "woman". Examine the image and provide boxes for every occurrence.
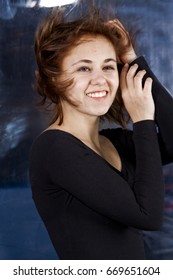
[29,7,173,259]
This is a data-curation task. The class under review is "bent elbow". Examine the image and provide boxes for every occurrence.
[143,216,163,231]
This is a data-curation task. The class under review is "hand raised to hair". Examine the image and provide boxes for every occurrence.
[120,63,155,123]
[120,44,138,64]
[107,18,138,64]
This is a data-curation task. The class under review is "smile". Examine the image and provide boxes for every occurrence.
[86,91,107,98]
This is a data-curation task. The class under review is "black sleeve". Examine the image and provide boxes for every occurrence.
[30,121,164,231]
[130,56,173,164]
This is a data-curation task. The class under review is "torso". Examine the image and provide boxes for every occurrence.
[45,124,122,172]
[30,126,145,260]
[86,135,122,171]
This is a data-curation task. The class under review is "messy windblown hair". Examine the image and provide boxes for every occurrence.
[34,5,133,126]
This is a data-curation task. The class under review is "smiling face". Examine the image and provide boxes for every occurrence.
[60,34,119,121]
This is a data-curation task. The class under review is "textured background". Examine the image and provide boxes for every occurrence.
[0,0,173,259]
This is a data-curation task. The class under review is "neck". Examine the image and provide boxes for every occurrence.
[49,100,104,145]
[61,114,100,143]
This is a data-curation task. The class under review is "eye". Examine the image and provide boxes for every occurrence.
[77,66,91,72]
[103,65,116,71]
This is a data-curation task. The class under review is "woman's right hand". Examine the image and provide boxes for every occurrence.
[120,63,155,123]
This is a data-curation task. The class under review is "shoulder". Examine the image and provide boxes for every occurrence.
[30,129,89,161]
[32,129,80,147]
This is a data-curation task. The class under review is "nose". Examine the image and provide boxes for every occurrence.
[90,71,106,86]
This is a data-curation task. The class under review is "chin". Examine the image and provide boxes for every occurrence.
[96,108,110,116]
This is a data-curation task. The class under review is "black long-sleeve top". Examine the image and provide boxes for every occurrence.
[29,57,173,260]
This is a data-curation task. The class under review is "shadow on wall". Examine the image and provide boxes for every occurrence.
[0,0,173,260]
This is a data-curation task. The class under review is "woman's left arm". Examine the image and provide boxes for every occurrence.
[116,18,173,164]
[130,56,173,164]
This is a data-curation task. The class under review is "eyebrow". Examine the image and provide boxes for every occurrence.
[104,58,117,63]
[72,58,117,66]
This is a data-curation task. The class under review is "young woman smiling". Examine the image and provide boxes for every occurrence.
[29,7,173,259]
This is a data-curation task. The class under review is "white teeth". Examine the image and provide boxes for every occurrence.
[86,91,107,98]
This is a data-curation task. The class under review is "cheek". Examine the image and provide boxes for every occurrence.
[68,78,87,93]
[59,75,76,96]
[114,72,119,83]
[58,72,75,93]
[64,80,85,102]
[109,74,119,90]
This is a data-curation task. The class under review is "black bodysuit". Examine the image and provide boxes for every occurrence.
[29,57,173,259]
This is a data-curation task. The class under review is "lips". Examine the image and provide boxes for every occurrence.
[86,91,107,98]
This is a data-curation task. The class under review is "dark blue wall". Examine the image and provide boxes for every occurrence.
[0,0,173,259]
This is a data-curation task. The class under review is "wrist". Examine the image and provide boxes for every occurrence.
[132,116,154,123]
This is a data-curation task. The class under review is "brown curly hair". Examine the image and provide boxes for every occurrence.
[34,6,133,126]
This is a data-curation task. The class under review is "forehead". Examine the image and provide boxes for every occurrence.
[64,34,116,61]
[76,34,114,47]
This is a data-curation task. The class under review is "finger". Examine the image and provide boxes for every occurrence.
[133,70,147,93]
[143,77,153,95]
[127,64,139,78]
[126,64,139,90]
